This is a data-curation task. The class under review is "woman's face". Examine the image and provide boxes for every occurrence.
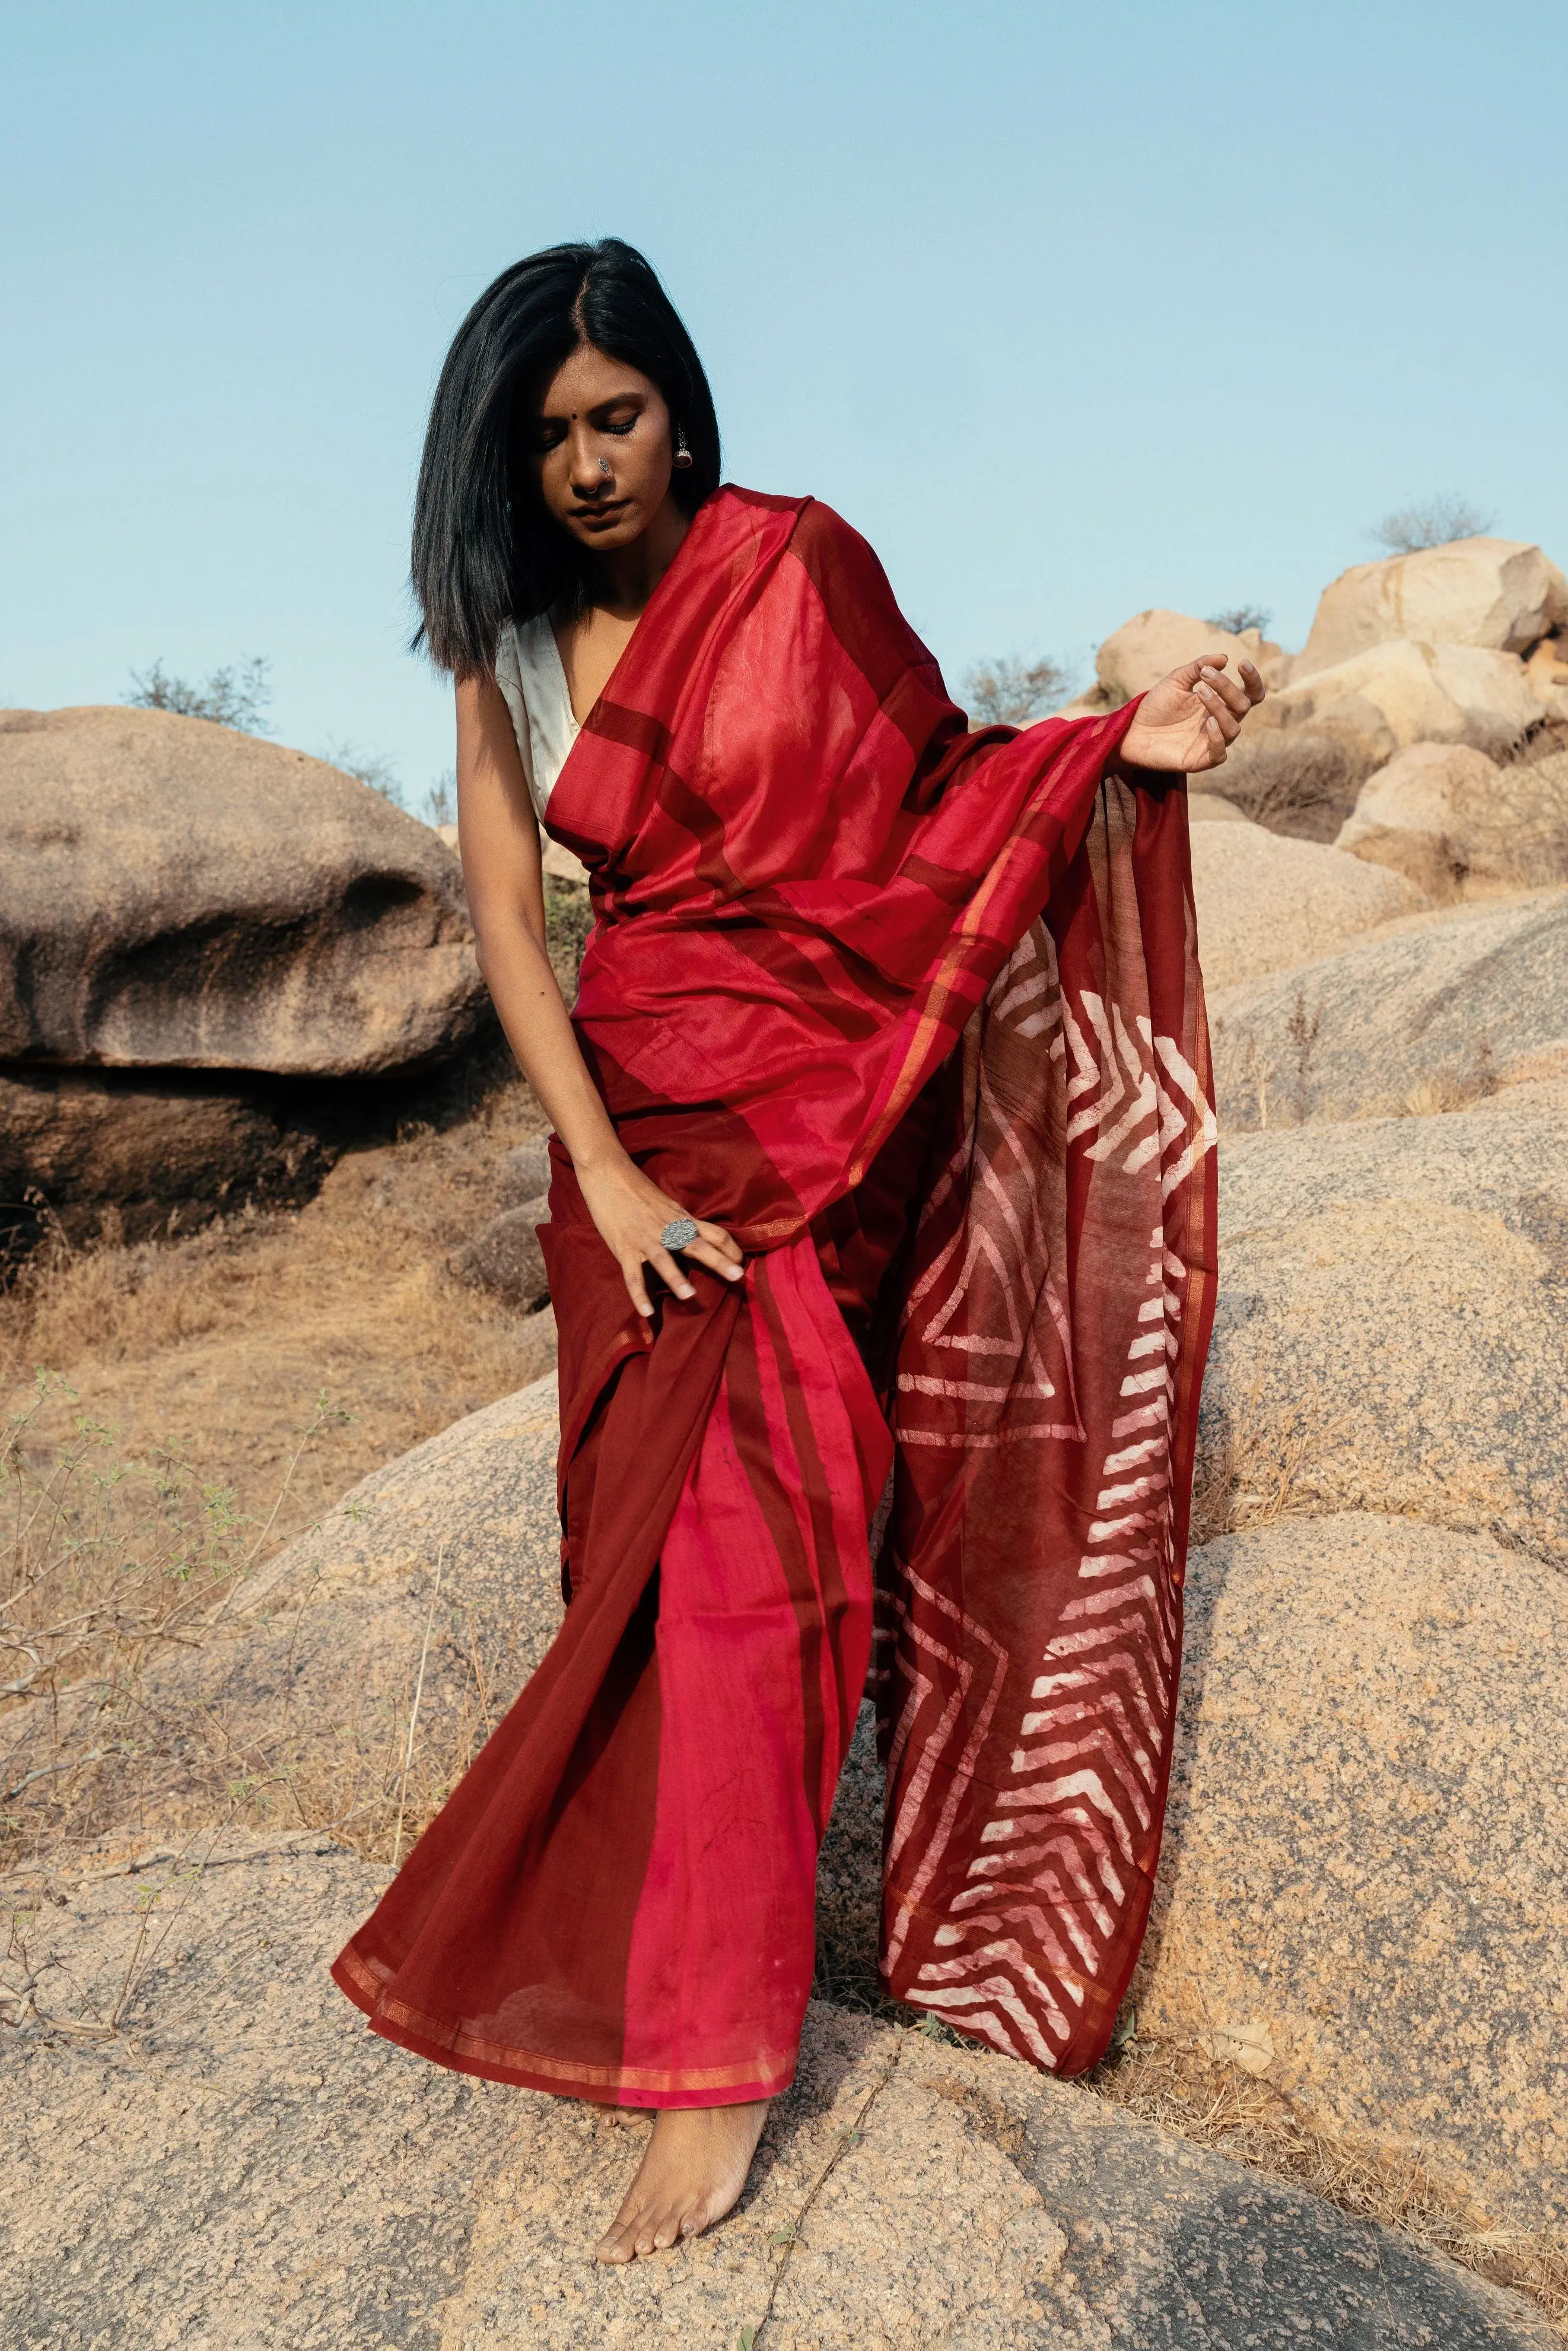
[525,342,676,553]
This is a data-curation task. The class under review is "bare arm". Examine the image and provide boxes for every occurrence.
[455,673,742,1315]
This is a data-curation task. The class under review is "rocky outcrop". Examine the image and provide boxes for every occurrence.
[0,706,489,1078]
[0,1065,327,1246]
[1136,1511,1568,2234]
[1191,822,1426,991]
[1209,887,1568,1126]
[0,706,500,1244]
[1186,789,1249,822]
[451,1197,552,1309]
[497,1134,552,1206]
[1294,538,1568,679]
[1202,1084,1568,1565]
[1523,631,1568,714]
[1337,742,1568,898]
[1242,640,1547,781]
[1096,609,1288,701]
[2,1844,1554,2349]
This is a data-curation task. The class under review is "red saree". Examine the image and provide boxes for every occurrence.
[332,487,1217,2098]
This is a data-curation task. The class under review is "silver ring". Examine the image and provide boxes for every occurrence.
[659,1217,698,1253]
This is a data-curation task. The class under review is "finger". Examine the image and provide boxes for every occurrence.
[686,1236,745,1283]
[1192,681,1241,741]
[619,1254,654,1319]
[1171,653,1241,688]
[646,1243,696,1302]
[1195,665,1251,718]
[1237,659,1267,706]
[694,1219,745,1270]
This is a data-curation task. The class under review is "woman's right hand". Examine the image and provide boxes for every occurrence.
[574,1148,745,1319]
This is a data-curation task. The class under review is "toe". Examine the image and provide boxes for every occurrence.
[594,2222,635,2264]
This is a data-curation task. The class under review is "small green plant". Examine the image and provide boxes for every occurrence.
[126,656,272,733]
[545,875,593,999]
[322,739,404,802]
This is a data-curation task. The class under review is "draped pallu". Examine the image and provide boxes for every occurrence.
[332,488,1217,2099]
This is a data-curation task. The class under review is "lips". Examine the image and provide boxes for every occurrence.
[570,498,629,528]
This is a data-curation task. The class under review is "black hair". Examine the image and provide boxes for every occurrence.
[410,239,721,675]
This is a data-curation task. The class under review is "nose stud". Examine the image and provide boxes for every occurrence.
[599,458,612,477]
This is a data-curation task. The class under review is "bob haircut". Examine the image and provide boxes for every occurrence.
[411,239,721,676]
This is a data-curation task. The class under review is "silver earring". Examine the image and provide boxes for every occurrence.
[672,425,693,471]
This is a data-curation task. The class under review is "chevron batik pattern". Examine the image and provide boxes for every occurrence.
[879,781,1217,2074]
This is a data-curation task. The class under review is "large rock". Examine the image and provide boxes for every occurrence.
[1522,632,1568,716]
[1295,538,1568,679]
[1137,1513,1568,2234]
[1201,1085,1568,1565]
[1245,640,1548,780]
[0,706,490,1077]
[2,1845,1555,2349]
[1337,742,1568,898]
[1185,790,1249,823]
[1096,609,1287,701]
[1192,821,1426,991]
[0,1065,327,1246]
[1209,887,1568,1126]
[451,1197,552,1308]
[1201,730,1360,843]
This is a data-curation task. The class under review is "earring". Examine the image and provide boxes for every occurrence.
[672,424,693,471]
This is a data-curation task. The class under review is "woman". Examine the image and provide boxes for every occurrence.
[333,239,1263,2263]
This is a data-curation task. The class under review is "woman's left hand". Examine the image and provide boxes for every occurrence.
[1120,656,1266,772]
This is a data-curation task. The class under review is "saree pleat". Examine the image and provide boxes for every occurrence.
[333,486,1216,2098]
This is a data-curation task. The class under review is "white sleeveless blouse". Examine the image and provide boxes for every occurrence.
[494,615,580,817]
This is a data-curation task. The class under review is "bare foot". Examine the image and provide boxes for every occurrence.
[595,2100,769,2261]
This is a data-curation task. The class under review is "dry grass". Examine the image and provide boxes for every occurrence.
[1188,1375,1351,1546]
[1091,2029,1568,2332]
[0,1398,521,1867]
[0,1076,554,1552]
[1214,729,1359,844]
[0,1075,556,1867]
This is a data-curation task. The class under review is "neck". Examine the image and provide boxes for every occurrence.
[586,493,691,617]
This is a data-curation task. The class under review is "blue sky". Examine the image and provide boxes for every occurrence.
[3,1,1563,806]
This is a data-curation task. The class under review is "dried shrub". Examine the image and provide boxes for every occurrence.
[319,739,403,803]
[1205,604,1272,637]
[1371,495,1493,555]
[1214,730,1359,843]
[126,658,272,734]
[962,653,1076,728]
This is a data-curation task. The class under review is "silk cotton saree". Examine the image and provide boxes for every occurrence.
[332,487,1218,2101]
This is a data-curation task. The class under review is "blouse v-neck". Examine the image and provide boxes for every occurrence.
[493,511,705,820]
[494,616,581,819]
